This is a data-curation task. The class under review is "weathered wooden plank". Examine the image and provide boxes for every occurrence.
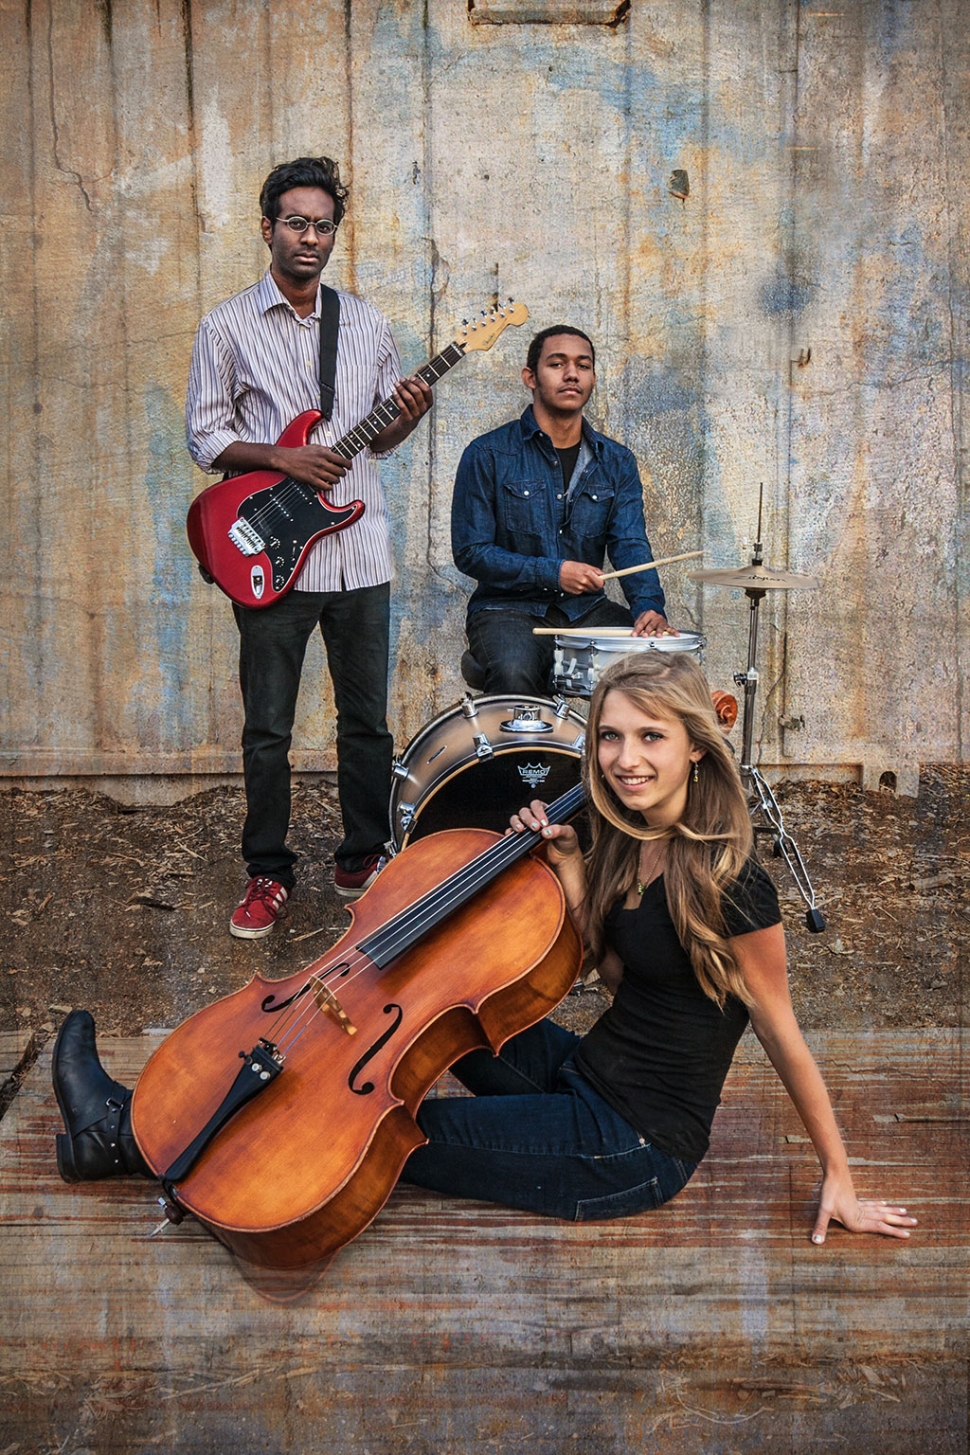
[0,1035,965,1449]
[0,1030,32,1086]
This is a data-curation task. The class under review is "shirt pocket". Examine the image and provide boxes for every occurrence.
[499,477,548,550]
[567,481,615,542]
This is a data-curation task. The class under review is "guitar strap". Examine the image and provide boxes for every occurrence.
[318,284,340,421]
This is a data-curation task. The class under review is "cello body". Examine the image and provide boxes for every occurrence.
[130,828,581,1276]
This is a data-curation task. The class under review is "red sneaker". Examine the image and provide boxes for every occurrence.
[333,854,386,901]
[229,877,289,939]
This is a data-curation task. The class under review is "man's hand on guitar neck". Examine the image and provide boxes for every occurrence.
[370,375,434,454]
[211,376,433,493]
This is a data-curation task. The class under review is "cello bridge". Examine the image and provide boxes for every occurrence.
[311,976,358,1036]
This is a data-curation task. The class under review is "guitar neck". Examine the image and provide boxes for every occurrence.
[332,341,467,461]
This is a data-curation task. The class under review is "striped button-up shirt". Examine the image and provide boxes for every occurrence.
[186,271,402,592]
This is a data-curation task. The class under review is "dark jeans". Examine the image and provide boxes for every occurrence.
[233,582,393,888]
[467,598,634,697]
[402,1020,697,1221]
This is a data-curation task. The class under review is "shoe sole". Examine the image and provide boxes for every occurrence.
[334,874,380,901]
[228,918,278,939]
[51,1013,84,1184]
[56,1132,80,1182]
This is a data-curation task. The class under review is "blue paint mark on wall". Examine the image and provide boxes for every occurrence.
[760,269,812,316]
[145,384,195,732]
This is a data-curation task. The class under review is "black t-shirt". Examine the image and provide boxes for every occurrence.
[556,443,582,498]
[574,859,781,1162]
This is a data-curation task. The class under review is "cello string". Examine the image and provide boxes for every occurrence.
[271,786,585,1049]
[273,790,584,1054]
[359,786,585,967]
[269,837,552,1054]
[262,785,587,1057]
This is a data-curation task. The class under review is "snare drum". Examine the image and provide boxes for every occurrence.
[390,695,587,851]
[552,630,705,700]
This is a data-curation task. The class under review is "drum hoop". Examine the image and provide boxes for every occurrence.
[395,693,586,759]
[554,631,705,648]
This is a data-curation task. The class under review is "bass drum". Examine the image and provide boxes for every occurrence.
[390,695,587,851]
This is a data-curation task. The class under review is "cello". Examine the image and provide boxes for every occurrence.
[130,785,585,1285]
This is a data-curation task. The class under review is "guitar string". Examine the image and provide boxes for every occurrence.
[266,785,585,1057]
[238,345,467,539]
[224,318,515,548]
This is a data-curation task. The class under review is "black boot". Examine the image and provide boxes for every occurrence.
[52,1009,152,1182]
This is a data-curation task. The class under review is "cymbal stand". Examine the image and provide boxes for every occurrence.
[734,539,826,933]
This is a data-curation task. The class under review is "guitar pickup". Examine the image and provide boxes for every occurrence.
[228,518,266,556]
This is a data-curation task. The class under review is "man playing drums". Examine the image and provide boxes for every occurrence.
[451,325,673,697]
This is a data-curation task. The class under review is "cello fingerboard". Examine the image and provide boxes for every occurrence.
[359,782,587,969]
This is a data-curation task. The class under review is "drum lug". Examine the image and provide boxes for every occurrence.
[397,803,416,829]
[461,694,479,720]
[391,759,410,781]
[500,706,554,734]
[572,732,586,752]
[473,732,494,760]
[552,695,572,718]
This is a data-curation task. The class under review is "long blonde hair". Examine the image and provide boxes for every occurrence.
[582,653,755,1007]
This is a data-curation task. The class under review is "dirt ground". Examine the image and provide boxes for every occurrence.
[1,765,967,1045]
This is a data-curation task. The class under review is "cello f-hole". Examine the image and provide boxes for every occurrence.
[349,1004,404,1096]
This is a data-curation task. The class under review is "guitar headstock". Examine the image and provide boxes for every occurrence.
[453,301,530,353]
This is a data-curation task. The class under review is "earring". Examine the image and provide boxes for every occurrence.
[692,761,699,784]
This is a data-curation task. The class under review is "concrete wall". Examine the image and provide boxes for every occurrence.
[1,0,966,797]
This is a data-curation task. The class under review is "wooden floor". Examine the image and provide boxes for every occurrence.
[0,1029,966,1453]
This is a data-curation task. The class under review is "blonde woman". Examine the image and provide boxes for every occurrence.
[399,653,915,1244]
[52,652,916,1244]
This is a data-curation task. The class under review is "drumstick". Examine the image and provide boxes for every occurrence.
[599,549,704,582]
[531,626,655,636]
[531,549,705,635]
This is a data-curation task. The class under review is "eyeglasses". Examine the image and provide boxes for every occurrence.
[277,215,338,236]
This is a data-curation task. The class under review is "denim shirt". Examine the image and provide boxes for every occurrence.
[451,406,665,622]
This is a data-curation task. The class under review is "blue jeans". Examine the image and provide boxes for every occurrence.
[233,583,393,887]
[467,598,635,697]
[402,1020,697,1221]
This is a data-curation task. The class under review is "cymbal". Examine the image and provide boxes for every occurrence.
[690,561,820,591]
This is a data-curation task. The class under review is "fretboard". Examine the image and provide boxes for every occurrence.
[332,341,467,461]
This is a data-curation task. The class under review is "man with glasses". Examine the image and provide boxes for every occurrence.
[186,156,432,937]
[451,325,671,699]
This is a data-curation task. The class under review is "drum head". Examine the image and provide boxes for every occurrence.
[408,749,584,842]
[390,695,586,850]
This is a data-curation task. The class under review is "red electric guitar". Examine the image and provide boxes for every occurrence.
[186,300,530,608]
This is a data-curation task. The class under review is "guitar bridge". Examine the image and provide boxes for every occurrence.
[228,517,266,556]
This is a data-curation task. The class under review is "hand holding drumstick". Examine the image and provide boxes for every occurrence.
[552,550,705,637]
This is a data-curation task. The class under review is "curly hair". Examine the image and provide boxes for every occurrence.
[525,325,595,376]
[259,156,349,228]
[582,652,755,1008]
